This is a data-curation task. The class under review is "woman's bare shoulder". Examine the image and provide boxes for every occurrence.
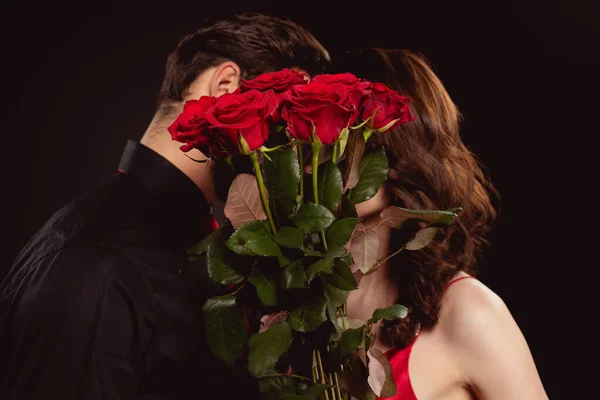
[435,275,548,398]
[438,275,513,345]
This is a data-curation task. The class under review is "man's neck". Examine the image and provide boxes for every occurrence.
[140,111,215,204]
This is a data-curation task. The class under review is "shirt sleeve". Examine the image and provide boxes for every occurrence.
[2,242,154,400]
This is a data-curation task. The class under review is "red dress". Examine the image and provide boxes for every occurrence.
[379,276,475,400]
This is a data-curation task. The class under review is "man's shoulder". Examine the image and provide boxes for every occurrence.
[52,173,149,231]
[1,240,152,333]
[20,174,152,254]
[6,174,153,294]
[8,240,138,292]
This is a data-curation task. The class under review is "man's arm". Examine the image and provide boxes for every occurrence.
[3,243,153,400]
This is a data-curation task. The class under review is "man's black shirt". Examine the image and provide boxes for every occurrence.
[0,141,256,399]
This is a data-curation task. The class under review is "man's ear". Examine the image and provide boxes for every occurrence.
[291,67,311,82]
[209,61,241,97]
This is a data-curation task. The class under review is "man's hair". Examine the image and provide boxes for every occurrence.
[157,13,330,109]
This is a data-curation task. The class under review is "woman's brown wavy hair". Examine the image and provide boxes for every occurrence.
[335,48,499,347]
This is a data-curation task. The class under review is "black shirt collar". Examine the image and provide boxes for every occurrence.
[118,140,213,234]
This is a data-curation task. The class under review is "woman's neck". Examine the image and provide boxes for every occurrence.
[346,221,398,341]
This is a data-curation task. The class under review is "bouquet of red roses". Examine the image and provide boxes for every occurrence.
[169,69,460,399]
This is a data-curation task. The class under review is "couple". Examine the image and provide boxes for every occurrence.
[1,13,548,400]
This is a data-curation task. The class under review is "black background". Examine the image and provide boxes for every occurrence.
[2,0,597,398]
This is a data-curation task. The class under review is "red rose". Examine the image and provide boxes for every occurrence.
[204,89,278,154]
[168,96,217,153]
[311,73,370,125]
[280,82,354,144]
[240,68,308,94]
[361,82,414,132]
[240,69,308,124]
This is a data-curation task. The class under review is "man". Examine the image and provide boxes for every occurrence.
[0,13,330,399]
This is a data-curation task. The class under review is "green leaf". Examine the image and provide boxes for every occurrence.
[339,195,358,218]
[340,253,354,266]
[248,322,293,378]
[294,203,336,233]
[405,227,438,250]
[367,348,397,397]
[337,327,365,357]
[242,230,290,266]
[249,269,278,306]
[258,375,295,394]
[324,284,349,308]
[306,246,348,283]
[326,217,361,248]
[302,248,323,257]
[299,383,332,397]
[281,260,307,289]
[368,304,409,324]
[324,259,358,290]
[338,353,376,400]
[258,382,331,400]
[223,173,268,229]
[262,390,327,400]
[202,294,246,366]
[348,223,380,274]
[206,242,245,285]
[365,332,374,352]
[263,146,301,219]
[288,297,328,332]
[447,207,463,216]
[227,220,271,255]
[349,146,389,204]
[327,245,349,259]
[273,226,304,249]
[242,231,281,257]
[379,206,459,229]
[337,316,366,331]
[328,302,342,333]
[317,160,343,213]
[258,375,323,399]
[306,257,334,283]
[335,127,350,162]
[186,222,231,256]
[343,129,366,191]
[227,221,288,266]
[260,311,289,333]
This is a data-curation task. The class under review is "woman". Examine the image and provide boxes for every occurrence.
[337,48,548,399]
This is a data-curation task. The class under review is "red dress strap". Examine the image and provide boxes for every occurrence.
[380,275,476,400]
[444,275,475,293]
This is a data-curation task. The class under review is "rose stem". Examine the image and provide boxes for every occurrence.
[315,349,331,400]
[371,242,409,273]
[311,141,321,205]
[311,141,328,251]
[331,143,338,164]
[333,372,343,399]
[250,151,277,233]
[328,373,336,399]
[262,373,313,382]
[312,348,319,382]
[326,344,342,399]
[298,145,304,203]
